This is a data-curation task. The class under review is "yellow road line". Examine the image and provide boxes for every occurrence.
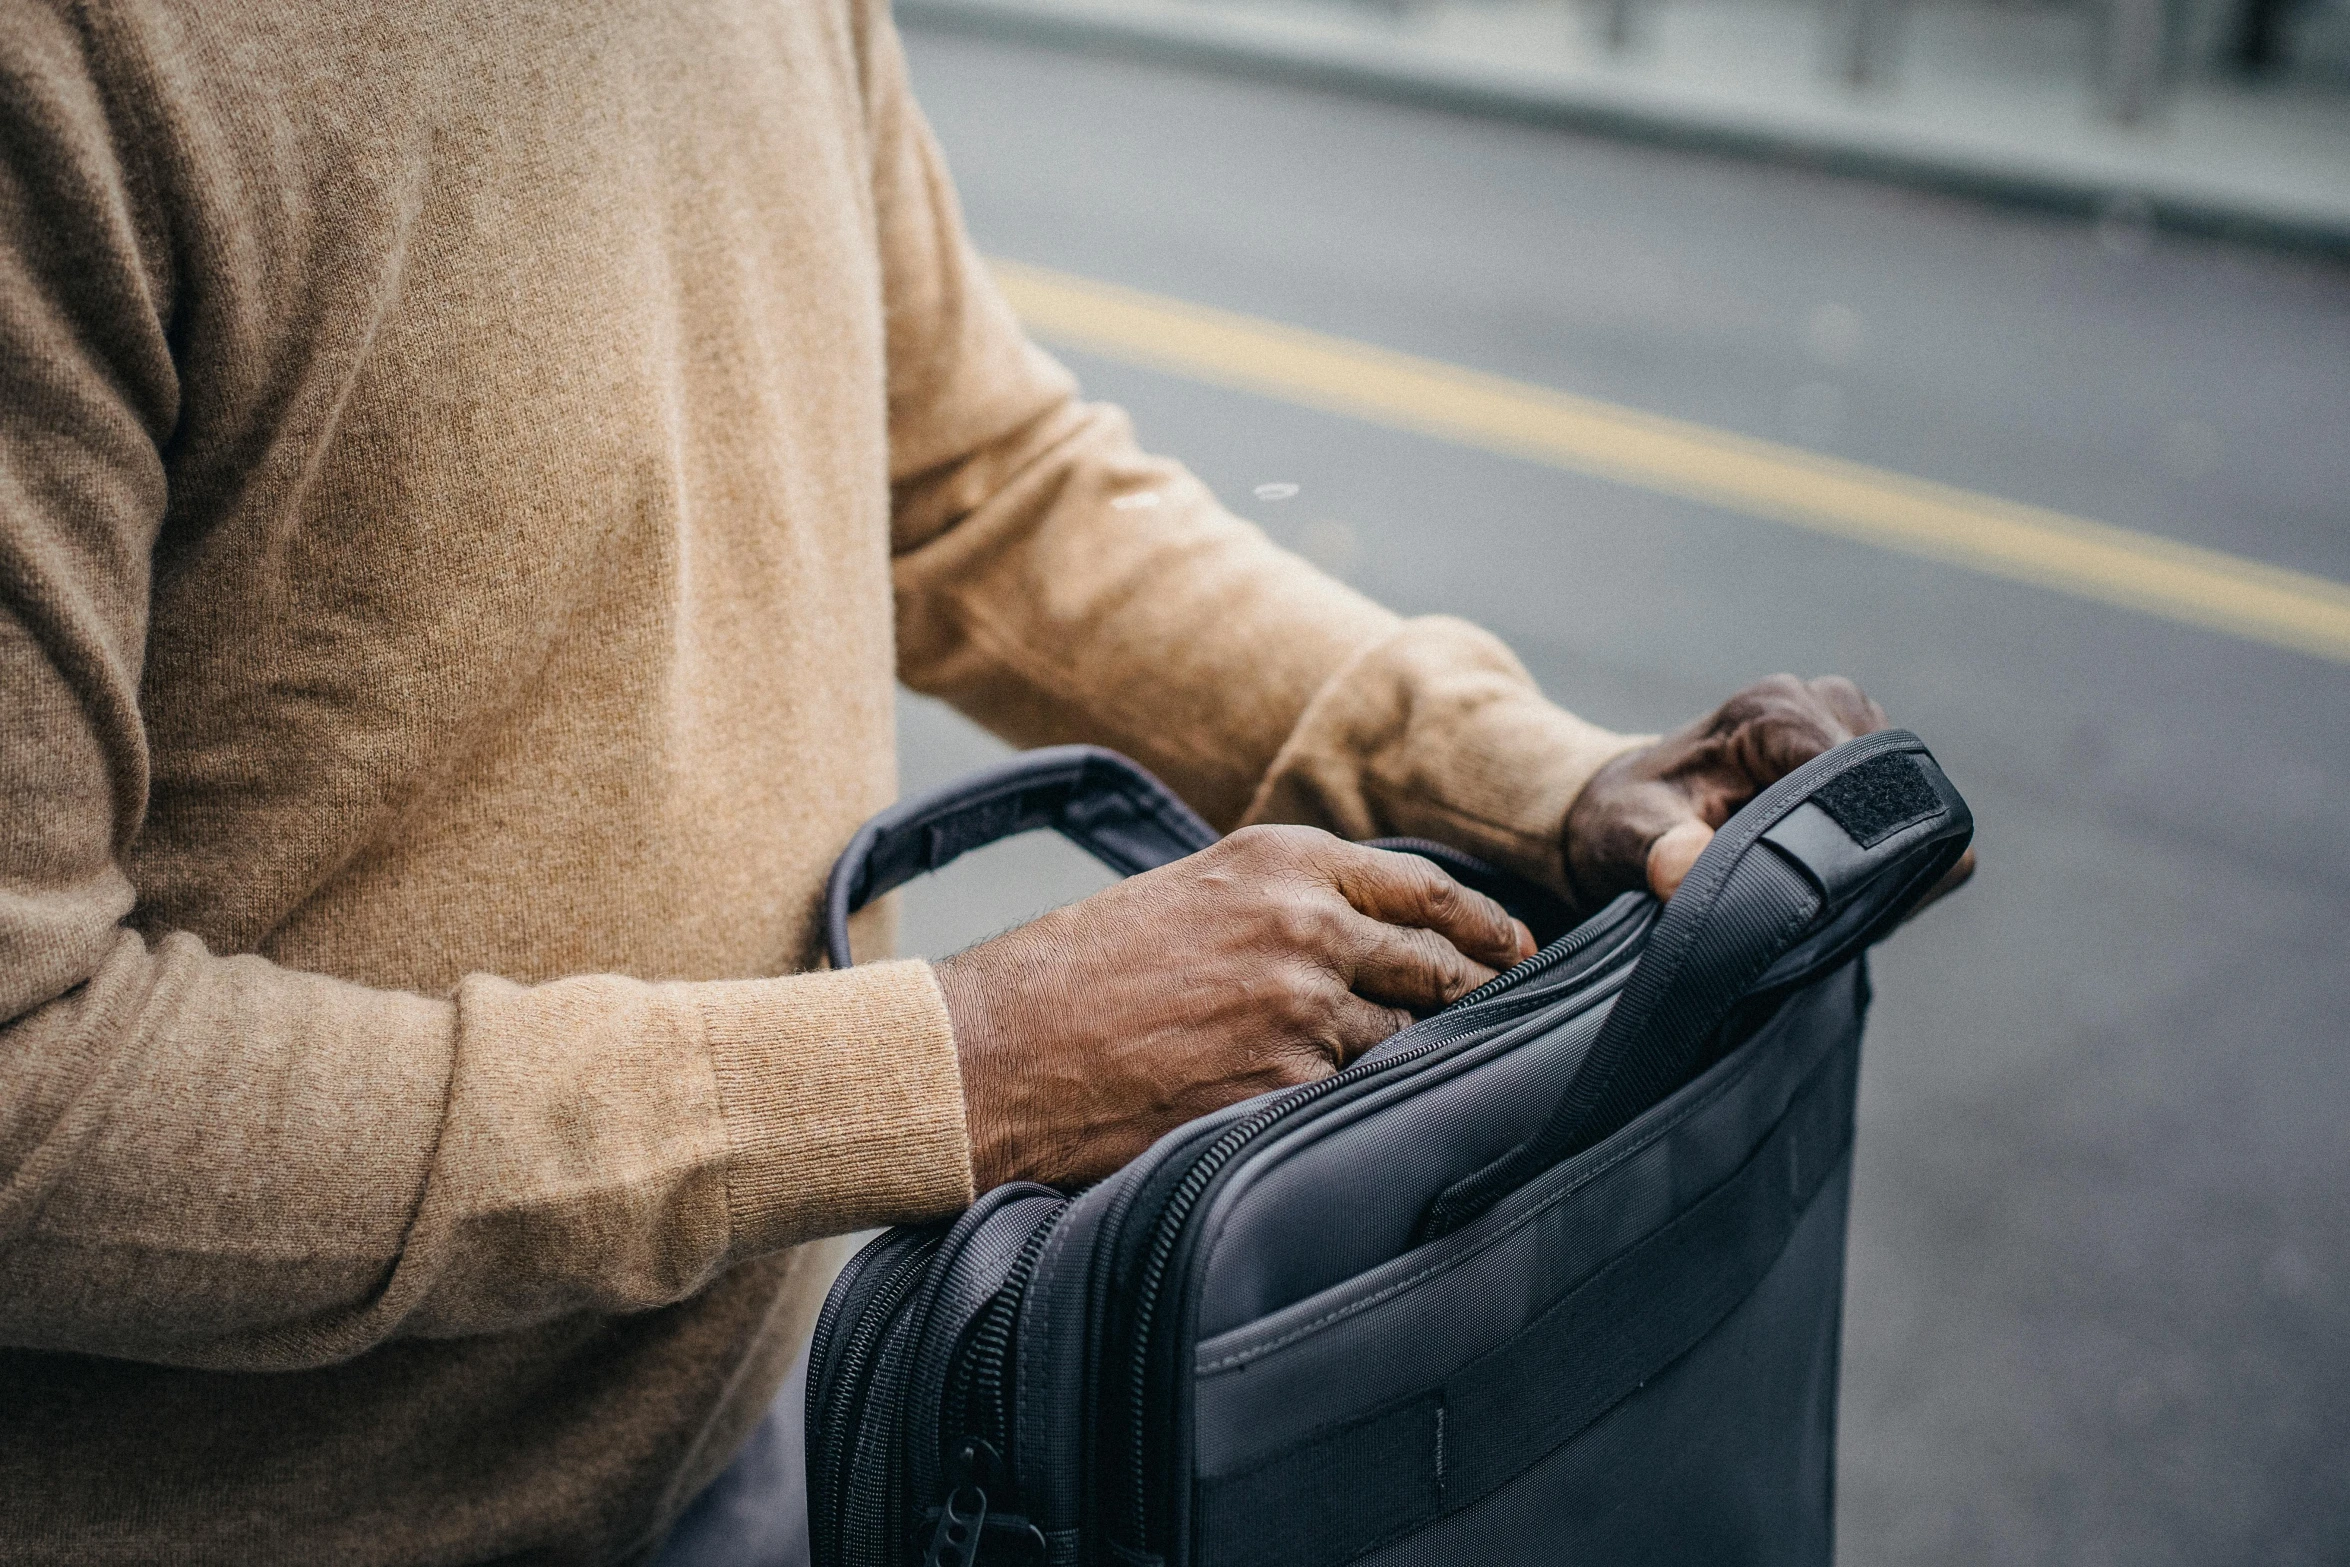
[992,259,2350,665]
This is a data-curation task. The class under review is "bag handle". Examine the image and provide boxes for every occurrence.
[1417,728,1973,1242]
[824,745,1219,969]
[826,746,1580,968]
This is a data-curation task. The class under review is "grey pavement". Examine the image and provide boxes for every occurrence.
[887,26,2350,1567]
[901,0,2350,250]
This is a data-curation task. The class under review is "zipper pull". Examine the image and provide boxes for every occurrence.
[921,1481,987,1567]
[922,1440,1003,1567]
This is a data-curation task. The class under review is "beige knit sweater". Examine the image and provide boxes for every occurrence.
[0,1,1635,1560]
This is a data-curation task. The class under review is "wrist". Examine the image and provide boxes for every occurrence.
[1559,738,1654,914]
[934,953,1016,1192]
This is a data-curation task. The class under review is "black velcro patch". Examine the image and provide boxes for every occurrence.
[1812,753,1941,848]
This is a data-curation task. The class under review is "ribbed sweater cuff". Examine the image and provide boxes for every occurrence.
[1240,616,1652,897]
[697,960,973,1258]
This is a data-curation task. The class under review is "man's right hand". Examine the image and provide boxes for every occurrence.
[932,825,1535,1192]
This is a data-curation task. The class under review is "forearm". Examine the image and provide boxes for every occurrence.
[868,0,1640,879]
[1239,617,1652,896]
[0,922,968,1371]
[895,401,1642,879]
[895,396,1398,826]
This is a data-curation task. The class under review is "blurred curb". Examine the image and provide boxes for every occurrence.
[898,0,2350,257]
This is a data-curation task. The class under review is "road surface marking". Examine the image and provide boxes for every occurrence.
[993,259,2350,665]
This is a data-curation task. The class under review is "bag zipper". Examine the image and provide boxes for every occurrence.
[970,1205,1068,1461]
[815,1231,943,1567]
[808,1229,934,1555]
[1111,896,1653,1552]
[920,1205,1071,1566]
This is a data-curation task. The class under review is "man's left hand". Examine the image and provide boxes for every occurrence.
[1563,673,1978,910]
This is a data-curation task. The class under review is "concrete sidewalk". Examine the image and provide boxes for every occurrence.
[900,0,2350,252]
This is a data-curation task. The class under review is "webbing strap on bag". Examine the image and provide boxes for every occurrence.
[824,745,1219,970]
[1418,728,1973,1241]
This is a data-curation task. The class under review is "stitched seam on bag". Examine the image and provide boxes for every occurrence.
[1197,1000,1812,1374]
[1434,1403,1447,1500]
[1017,1193,1092,1475]
[1124,782,1215,855]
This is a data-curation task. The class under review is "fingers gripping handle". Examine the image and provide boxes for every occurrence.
[824,745,1218,969]
[1559,729,1971,1147]
[1419,729,1972,1242]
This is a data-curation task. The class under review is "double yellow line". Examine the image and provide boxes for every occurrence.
[994,260,2350,665]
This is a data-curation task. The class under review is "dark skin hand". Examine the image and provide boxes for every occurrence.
[1563,673,1977,908]
[938,673,1974,1191]
[935,827,1534,1190]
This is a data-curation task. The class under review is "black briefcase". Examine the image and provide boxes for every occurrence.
[809,731,1972,1567]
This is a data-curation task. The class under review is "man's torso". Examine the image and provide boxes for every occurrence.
[6,0,900,1558]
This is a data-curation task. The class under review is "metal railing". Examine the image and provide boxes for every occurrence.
[1543,0,2329,126]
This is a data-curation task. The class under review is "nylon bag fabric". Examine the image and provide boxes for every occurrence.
[807,735,1972,1567]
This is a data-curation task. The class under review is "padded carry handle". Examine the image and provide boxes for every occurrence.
[827,747,1578,968]
[825,745,1218,969]
[1418,728,1972,1242]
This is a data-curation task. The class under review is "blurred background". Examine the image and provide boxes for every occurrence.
[875,3,2349,1562]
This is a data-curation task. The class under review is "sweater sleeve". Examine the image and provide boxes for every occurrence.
[858,7,1642,891]
[0,2,971,1374]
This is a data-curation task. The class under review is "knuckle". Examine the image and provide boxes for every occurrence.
[1770,677,1820,719]
[1278,1051,1333,1087]
[1264,964,1336,1031]
[1217,823,1285,866]
[1715,675,1800,733]
[1264,889,1339,952]
[1436,946,1476,1002]
[1811,674,1878,727]
[1468,889,1514,946]
[1413,867,1461,924]
[1231,823,1327,865]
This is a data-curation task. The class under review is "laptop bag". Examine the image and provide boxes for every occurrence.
[808,731,1972,1567]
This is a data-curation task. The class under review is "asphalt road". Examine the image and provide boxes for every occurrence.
[884,26,2350,1565]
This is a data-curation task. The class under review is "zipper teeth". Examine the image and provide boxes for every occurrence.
[808,1237,916,1542]
[1116,1018,1475,1543]
[827,1237,941,1563]
[1449,898,1634,1009]
[1118,902,1651,1549]
[970,1205,1068,1461]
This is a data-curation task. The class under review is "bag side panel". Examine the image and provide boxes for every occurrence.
[904,1189,1065,1508]
[1189,992,1619,1336]
[1188,967,1859,1461]
[1011,1189,1110,1564]
[1356,1157,1850,1567]
[1183,971,1863,1567]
